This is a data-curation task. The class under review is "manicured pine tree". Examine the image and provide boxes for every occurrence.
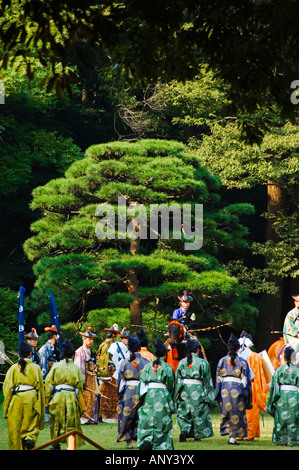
[24,139,257,337]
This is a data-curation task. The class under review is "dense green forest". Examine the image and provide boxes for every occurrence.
[0,1,299,369]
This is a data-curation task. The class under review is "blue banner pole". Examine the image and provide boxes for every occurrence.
[17,286,26,349]
[49,292,63,359]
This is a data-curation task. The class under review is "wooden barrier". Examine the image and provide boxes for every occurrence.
[32,429,105,451]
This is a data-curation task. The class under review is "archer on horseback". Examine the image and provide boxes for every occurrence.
[166,290,207,371]
[283,294,299,353]
[172,290,196,332]
[268,294,299,370]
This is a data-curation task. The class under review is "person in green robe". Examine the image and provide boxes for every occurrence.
[175,337,215,442]
[137,339,176,451]
[267,346,299,446]
[2,341,45,450]
[45,338,86,450]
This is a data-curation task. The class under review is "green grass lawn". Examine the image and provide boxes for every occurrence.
[1,397,298,451]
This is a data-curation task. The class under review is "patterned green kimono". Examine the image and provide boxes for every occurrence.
[137,358,175,450]
[45,358,85,444]
[2,359,45,450]
[175,355,215,440]
[267,361,299,446]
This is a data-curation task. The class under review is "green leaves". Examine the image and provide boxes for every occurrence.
[24,139,257,332]
[197,121,299,189]
[252,212,299,279]
[1,0,299,136]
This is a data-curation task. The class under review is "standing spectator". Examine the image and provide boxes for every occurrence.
[97,325,119,423]
[74,326,99,424]
[267,346,299,446]
[137,339,176,450]
[238,331,269,441]
[2,341,45,450]
[215,333,252,445]
[175,338,215,442]
[25,328,41,365]
[38,325,60,424]
[45,338,86,450]
[38,325,60,381]
[117,335,148,449]
[108,327,130,380]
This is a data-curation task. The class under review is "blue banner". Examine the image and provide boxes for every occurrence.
[17,286,26,348]
[49,292,63,359]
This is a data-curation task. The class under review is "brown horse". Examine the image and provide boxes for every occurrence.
[267,338,286,370]
[165,320,207,372]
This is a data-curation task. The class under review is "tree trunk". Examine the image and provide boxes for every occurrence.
[124,221,142,334]
[286,183,299,319]
[257,181,285,350]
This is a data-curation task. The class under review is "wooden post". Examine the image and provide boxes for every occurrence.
[68,433,78,450]
[32,429,105,451]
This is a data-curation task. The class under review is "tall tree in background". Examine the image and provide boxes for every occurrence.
[111,73,299,348]
[0,54,123,290]
[0,62,84,289]
[1,0,299,141]
[196,122,299,348]
[23,139,257,339]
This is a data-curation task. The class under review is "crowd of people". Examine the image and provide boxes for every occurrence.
[2,292,299,450]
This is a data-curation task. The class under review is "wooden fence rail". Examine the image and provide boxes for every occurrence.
[32,429,105,450]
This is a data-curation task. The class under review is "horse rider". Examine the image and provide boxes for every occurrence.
[283,294,299,354]
[172,290,196,331]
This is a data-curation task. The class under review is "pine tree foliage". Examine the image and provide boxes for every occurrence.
[24,139,257,333]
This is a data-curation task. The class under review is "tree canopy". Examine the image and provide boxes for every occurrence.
[1,0,299,141]
[23,139,257,338]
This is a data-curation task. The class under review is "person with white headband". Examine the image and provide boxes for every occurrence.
[238,331,269,442]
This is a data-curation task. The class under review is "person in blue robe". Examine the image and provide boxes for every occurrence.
[38,326,60,381]
[215,333,252,445]
[38,326,60,424]
[117,335,148,449]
